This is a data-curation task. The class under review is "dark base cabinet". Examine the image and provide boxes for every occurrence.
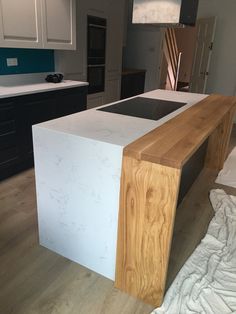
[0,86,87,181]
[121,69,146,100]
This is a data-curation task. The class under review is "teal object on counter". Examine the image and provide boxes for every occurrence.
[0,48,55,75]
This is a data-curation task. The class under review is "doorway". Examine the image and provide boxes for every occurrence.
[175,26,197,92]
[159,17,217,94]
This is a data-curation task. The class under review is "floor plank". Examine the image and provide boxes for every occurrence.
[0,126,235,314]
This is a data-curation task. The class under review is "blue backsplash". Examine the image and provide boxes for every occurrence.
[0,48,55,75]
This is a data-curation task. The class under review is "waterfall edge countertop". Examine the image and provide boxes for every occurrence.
[0,79,88,98]
[32,89,236,306]
[32,89,208,282]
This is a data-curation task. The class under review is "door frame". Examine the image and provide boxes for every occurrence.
[158,16,217,94]
[189,16,217,93]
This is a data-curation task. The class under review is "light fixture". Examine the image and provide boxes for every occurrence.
[132,0,199,26]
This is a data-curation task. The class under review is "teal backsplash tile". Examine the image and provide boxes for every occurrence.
[0,48,55,75]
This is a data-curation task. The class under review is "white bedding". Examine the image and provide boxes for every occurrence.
[216,147,236,188]
[151,189,236,314]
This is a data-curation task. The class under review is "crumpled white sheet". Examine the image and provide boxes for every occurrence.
[216,147,236,188]
[151,189,236,314]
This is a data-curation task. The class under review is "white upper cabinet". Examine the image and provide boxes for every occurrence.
[41,0,76,50]
[0,0,43,48]
[0,0,76,50]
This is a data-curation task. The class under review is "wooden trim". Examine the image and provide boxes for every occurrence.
[205,106,236,170]
[174,52,182,91]
[115,156,181,307]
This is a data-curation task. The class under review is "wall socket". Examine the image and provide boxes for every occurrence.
[7,58,18,67]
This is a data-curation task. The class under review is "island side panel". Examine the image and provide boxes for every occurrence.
[205,106,236,170]
[33,126,123,280]
[115,156,181,306]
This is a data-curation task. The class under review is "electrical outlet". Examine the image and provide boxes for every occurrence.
[7,58,18,67]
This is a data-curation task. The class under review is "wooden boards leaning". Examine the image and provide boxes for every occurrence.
[115,94,236,306]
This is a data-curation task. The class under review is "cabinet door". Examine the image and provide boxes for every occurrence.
[41,0,76,50]
[105,78,121,104]
[0,0,43,48]
[87,93,104,109]
[105,0,125,75]
[104,0,125,103]
[121,72,146,99]
[53,87,87,118]
[0,101,19,169]
[20,94,55,158]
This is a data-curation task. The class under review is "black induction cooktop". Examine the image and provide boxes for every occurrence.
[97,97,187,121]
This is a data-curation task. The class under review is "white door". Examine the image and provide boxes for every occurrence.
[87,93,104,109]
[104,0,125,103]
[105,78,121,104]
[0,0,42,48]
[190,17,217,94]
[41,0,76,50]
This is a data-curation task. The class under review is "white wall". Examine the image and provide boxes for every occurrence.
[122,0,162,92]
[55,0,125,107]
[197,0,236,96]
[123,27,162,92]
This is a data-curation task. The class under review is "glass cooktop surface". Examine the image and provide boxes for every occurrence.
[97,97,187,121]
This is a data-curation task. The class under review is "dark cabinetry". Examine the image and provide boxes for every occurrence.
[121,69,146,99]
[0,86,87,180]
[0,101,21,178]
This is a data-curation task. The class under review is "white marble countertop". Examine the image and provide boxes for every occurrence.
[0,73,88,99]
[0,80,88,99]
[35,89,208,147]
[33,89,208,280]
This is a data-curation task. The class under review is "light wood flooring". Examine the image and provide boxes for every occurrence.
[0,126,236,314]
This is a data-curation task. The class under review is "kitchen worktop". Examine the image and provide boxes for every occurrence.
[32,89,207,281]
[37,89,207,147]
[124,94,236,168]
[33,89,236,306]
[115,94,236,306]
[0,73,88,98]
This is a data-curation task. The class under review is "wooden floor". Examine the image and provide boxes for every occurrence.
[0,126,236,314]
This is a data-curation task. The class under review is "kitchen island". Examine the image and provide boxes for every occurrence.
[33,89,236,306]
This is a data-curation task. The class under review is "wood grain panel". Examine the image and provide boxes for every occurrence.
[124,95,236,169]
[116,94,236,306]
[205,107,236,170]
[115,156,181,306]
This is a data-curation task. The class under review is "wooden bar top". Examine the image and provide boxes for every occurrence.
[124,94,236,169]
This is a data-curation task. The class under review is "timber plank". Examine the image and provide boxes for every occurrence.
[115,156,181,306]
[124,94,236,168]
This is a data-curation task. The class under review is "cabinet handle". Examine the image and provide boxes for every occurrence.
[88,24,106,29]
[200,71,209,76]
[88,64,105,68]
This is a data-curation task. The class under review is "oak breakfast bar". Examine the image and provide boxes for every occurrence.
[33,90,236,307]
